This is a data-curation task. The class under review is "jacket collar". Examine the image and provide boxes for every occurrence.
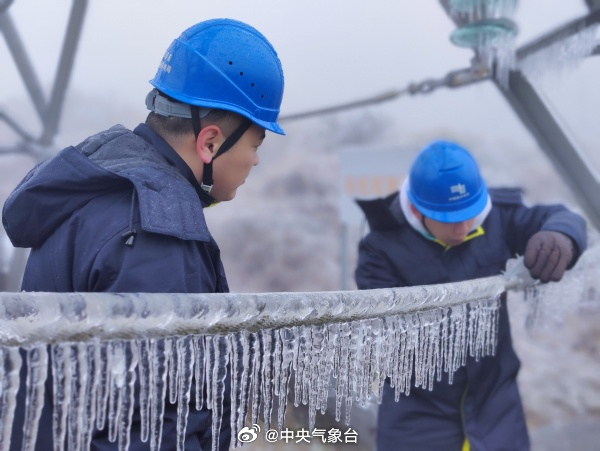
[80,124,212,242]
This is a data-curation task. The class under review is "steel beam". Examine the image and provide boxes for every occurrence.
[497,9,600,230]
[40,0,89,146]
[498,70,600,230]
[0,0,88,150]
[516,8,600,61]
[0,12,47,119]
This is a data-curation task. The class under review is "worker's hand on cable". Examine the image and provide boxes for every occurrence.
[524,231,574,283]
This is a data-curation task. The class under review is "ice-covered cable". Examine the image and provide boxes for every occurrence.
[0,248,598,450]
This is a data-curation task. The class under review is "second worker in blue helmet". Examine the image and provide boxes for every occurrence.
[354,140,587,451]
[3,19,285,451]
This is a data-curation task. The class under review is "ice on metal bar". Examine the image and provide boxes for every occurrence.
[519,24,600,81]
[1,248,598,450]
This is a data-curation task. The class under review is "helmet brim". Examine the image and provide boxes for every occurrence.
[409,186,490,223]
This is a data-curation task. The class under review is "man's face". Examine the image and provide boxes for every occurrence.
[423,216,477,247]
[210,124,265,202]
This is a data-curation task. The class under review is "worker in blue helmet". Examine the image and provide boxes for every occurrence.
[354,140,587,450]
[2,19,284,450]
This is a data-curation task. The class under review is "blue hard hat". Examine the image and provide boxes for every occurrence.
[407,140,488,223]
[150,18,285,135]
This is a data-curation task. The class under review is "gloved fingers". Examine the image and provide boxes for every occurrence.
[548,253,570,282]
[524,231,574,283]
[536,244,562,283]
[525,239,552,279]
[524,237,543,270]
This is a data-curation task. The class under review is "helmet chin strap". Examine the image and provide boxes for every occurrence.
[420,215,433,236]
[191,106,252,194]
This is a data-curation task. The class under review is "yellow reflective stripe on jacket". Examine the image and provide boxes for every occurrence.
[435,226,485,250]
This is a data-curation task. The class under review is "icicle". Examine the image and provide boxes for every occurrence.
[249,332,262,426]
[82,341,99,450]
[422,310,442,391]
[334,322,351,422]
[314,325,328,423]
[176,337,194,451]
[67,343,86,451]
[168,338,178,405]
[307,325,325,430]
[95,341,109,433]
[235,330,252,444]
[377,317,394,402]
[385,316,399,398]
[413,312,427,390]
[276,327,296,433]
[295,326,311,408]
[204,336,214,412]
[21,345,48,451]
[101,340,140,449]
[52,343,71,451]
[210,336,230,451]
[352,321,368,410]
[393,315,409,397]
[320,325,336,415]
[452,304,469,378]
[403,314,419,396]
[194,336,205,412]
[229,331,248,448]
[0,347,21,451]
[107,341,125,443]
[150,338,170,451]
[260,329,275,432]
[438,308,450,383]
[344,322,362,424]
[137,339,151,443]
[370,318,385,402]
[271,328,283,405]
[228,332,241,448]
[117,341,138,451]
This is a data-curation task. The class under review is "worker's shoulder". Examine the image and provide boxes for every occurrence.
[488,187,523,205]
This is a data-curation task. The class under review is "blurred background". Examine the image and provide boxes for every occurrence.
[1,1,599,449]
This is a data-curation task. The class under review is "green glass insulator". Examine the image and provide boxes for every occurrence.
[450,18,518,48]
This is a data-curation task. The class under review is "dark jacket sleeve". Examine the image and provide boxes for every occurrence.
[493,189,587,264]
[355,234,406,290]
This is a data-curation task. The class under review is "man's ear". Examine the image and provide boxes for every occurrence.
[410,203,423,220]
[195,125,223,164]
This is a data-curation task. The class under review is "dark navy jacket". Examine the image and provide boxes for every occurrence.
[2,124,230,450]
[354,189,586,451]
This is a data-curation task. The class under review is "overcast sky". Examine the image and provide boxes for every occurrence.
[1,1,589,118]
[1,0,597,194]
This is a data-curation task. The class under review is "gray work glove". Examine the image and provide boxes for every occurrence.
[524,231,574,283]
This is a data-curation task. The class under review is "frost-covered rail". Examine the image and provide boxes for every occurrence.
[0,273,510,348]
[0,252,597,451]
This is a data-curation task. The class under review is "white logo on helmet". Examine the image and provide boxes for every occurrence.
[449,183,469,201]
[159,51,173,73]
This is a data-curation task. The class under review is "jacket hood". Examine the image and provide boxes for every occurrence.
[3,125,211,248]
[355,191,405,231]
